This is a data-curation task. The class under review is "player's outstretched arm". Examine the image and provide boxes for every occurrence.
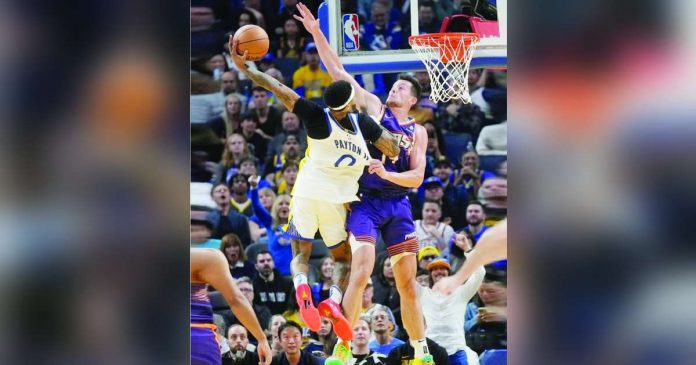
[432,219,508,296]
[368,124,427,188]
[228,36,300,112]
[192,248,272,365]
[293,2,382,117]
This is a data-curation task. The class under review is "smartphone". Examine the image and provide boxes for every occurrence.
[478,307,489,315]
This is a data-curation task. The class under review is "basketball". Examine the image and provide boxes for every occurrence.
[233,25,269,61]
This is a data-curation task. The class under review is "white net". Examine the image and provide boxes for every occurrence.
[409,33,480,103]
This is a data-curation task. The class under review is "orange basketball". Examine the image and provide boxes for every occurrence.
[233,25,269,61]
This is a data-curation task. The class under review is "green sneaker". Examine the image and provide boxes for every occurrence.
[324,341,352,365]
[413,355,434,365]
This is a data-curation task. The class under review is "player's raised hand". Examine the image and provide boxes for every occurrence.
[256,339,272,365]
[293,2,320,34]
[228,35,250,70]
[368,159,388,179]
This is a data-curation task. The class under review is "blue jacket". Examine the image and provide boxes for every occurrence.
[250,188,292,276]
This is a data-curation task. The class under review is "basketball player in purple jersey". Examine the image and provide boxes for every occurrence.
[191,248,272,365]
[295,4,434,365]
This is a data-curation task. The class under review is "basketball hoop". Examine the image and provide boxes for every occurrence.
[409,33,480,103]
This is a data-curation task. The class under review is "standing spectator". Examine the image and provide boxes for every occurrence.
[250,87,284,139]
[419,258,485,365]
[368,306,405,356]
[352,317,388,365]
[223,324,260,365]
[276,18,307,59]
[239,112,269,161]
[221,233,257,279]
[271,321,324,365]
[250,175,293,275]
[208,94,245,139]
[311,257,336,303]
[292,43,332,100]
[266,111,307,163]
[464,276,507,354]
[207,183,252,245]
[217,133,254,185]
[414,201,455,259]
[229,174,254,217]
[253,251,294,315]
[371,254,400,313]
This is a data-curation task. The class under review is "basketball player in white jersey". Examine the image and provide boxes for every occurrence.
[229,37,402,349]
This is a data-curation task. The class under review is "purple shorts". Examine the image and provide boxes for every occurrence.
[347,194,419,257]
[191,326,221,365]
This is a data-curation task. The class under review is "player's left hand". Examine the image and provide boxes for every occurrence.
[256,339,273,365]
[368,159,388,178]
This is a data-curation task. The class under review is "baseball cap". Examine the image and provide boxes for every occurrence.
[304,42,317,53]
[417,246,440,261]
[434,157,453,168]
[422,176,444,189]
[426,258,451,271]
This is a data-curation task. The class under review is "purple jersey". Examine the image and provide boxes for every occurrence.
[359,107,416,197]
[191,283,221,365]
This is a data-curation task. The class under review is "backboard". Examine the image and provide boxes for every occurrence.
[319,0,507,74]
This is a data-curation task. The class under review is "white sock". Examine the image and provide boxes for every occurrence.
[293,273,308,288]
[329,285,343,304]
[411,339,430,359]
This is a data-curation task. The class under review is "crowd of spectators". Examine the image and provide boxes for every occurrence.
[192,1,506,364]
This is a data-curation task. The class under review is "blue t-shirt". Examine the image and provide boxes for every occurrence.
[369,338,405,356]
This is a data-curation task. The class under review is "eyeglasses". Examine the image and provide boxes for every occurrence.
[421,255,437,261]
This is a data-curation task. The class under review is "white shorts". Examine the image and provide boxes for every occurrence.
[284,196,347,247]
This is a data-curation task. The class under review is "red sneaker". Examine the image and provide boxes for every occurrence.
[295,283,321,332]
[317,299,353,341]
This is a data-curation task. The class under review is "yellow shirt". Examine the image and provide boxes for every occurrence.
[292,65,332,99]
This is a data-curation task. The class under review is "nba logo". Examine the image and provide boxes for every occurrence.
[342,14,359,51]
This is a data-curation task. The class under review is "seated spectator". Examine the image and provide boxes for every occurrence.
[292,43,332,100]
[248,187,276,241]
[360,3,404,92]
[465,276,508,354]
[237,8,260,28]
[206,183,252,245]
[266,111,307,162]
[191,211,221,249]
[417,246,441,271]
[276,18,307,59]
[371,255,400,313]
[241,0,266,29]
[219,277,272,344]
[453,150,482,201]
[352,316,388,365]
[250,176,293,275]
[271,321,325,365]
[208,93,244,139]
[223,324,260,365]
[419,258,485,365]
[311,257,336,303]
[253,251,294,315]
[239,112,269,161]
[229,174,254,217]
[267,315,287,357]
[417,1,440,34]
[476,121,507,156]
[368,306,405,356]
[478,176,507,225]
[276,161,299,195]
[221,233,257,279]
[217,133,254,185]
[304,317,337,358]
[265,134,303,186]
[414,201,455,258]
[250,86,283,139]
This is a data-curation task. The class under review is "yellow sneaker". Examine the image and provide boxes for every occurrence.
[324,341,352,365]
[413,355,434,365]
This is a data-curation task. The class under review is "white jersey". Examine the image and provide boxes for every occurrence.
[291,109,372,204]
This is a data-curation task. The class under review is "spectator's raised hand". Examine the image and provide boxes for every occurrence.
[453,232,472,252]
[293,2,320,34]
[248,174,261,189]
